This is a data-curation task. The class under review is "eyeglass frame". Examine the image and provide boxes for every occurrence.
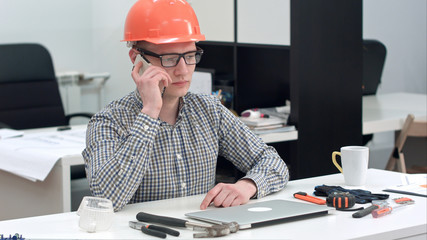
[134,46,204,68]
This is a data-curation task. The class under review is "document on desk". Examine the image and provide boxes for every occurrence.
[383,174,427,197]
[0,129,86,181]
[0,128,24,139]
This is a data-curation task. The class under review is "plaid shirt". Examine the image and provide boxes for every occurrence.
[83,90,289,211]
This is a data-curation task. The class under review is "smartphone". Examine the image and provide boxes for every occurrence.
[134,54,151,75]
[134,54,166,96]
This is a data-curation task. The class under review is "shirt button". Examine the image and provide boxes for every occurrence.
[176,154,182,160]
[143,125,149,130]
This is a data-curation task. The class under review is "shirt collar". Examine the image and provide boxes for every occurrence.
[133,89,189,124]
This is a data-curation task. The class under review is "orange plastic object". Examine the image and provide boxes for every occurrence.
[123,0,205,44]
[372,206,393,218]
[394,197,414,204]
[294,192,326,205]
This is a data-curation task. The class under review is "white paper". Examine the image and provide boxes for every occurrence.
[189,71,212,94]
[0,129,86,181]
[383,173,427,197]
[239,116,287,127]
[0,129,24,139]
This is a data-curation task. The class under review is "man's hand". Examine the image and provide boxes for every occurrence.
[200,179,257,210]
[131,60,172,119]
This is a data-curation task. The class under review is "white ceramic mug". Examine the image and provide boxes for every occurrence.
[332,146,369,186]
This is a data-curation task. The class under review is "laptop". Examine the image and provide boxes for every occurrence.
[185,199,331,229]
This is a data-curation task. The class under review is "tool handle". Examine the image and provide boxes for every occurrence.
[141,226,167,239]
[372,206,393,218]
[352,205,379,218]
[148,225,180,237]
[294,192,326,205]
[137,212,187,227]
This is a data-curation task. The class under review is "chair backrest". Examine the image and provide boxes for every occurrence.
[0,43,67,129]
[362,39,387,95]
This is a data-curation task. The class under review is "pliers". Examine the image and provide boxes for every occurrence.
[129,221,180,238]
[136,212,239,238]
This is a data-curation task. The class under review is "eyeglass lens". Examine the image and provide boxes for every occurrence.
[160,51,202,67]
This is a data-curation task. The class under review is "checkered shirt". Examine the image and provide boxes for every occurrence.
[82,90,289,211]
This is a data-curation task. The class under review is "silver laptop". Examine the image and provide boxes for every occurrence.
[185,199,331,229]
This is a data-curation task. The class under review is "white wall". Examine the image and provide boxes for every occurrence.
[0,0,136,113]
[0,0,93,72]
[1,0,426,114]
[363,0,426,95]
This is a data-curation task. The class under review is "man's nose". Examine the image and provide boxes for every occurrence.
[174,57,189,74]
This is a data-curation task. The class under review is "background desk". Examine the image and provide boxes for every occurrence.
[0,125,86,220]
[0,125,297,221]
[363,92,427,134]
[0,169,425,239]
[362,92,427,169]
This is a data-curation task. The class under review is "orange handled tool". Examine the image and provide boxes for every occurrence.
[372,197,415,218]
[293,192,326,205]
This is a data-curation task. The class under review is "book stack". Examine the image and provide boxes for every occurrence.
[239,116,295,135]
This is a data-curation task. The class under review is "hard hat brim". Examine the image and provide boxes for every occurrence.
[122,34,205,44]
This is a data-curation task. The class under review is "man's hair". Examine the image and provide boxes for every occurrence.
[129,41,150,48]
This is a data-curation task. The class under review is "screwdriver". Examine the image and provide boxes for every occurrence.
[371,203,411,218]
[352,200,388,218]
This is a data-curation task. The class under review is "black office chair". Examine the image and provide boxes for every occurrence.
[362,40,387,145]
[362,39,386,96]
[0,43,92,129]
[0,43,92,179]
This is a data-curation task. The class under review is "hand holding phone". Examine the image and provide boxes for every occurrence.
[133,54,167,97]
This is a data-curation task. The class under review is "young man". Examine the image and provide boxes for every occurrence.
[83,0,289,211]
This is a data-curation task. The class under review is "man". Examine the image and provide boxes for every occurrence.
[83,0,289,211]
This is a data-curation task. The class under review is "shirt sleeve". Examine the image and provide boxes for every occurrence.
[82,108,160,211]
[216,102,290,198]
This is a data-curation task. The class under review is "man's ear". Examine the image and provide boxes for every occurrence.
[129,49,138,64]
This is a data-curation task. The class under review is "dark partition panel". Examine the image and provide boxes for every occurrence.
[290,0,363,178]
[235,45,290,114]
[197,0,363,180]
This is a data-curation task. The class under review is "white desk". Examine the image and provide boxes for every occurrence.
[0,124,295,221]
[1,92,424,220]
[363,92,427,134]
[262,92,427,141]
[0,169,425,240]
[0,125,86,220]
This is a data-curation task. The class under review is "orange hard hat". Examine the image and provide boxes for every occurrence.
[123,0,205,44]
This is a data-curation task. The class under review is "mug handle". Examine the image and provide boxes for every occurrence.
[332,151,343,173]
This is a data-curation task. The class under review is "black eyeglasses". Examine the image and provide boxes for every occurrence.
[135,46,204,67]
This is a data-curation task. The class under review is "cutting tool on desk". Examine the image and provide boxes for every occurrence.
[293,191,326,205]
[129,221,180,238]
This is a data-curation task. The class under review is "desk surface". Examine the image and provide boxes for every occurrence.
[363,92,427,134]
[1,169,425,240]
[261,92,427,141]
